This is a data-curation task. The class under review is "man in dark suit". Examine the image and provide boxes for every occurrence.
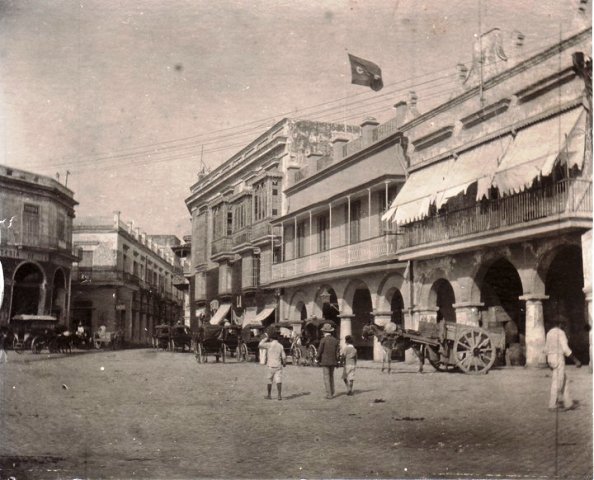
[317,323,340,399]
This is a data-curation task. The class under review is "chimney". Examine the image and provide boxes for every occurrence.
[135,227,141,240]
[128,221,134,234]
[331,135,350,160]
[407,91,420,119]
[393,101,407,127]
[360,117,379,143]
[113,210,121,229]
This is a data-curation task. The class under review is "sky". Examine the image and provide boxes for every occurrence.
[0,0,589,239]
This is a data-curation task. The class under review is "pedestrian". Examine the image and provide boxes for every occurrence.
[545,316,581,411]
[316,323,340,399]
[0,328,8,365]
[340,335,357,396]
[258,331,286,401]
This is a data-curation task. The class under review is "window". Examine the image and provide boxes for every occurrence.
[349,200,361,244]
[379,186,398,231]
[296,220,307,257]
[23,203,39,241]
[57,214,66,241]
[254,181,269,221]
[80,250,93,268]
[226,211,233,236]
[318,214,329,252]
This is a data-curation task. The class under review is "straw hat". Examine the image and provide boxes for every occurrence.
[321,323,335,333]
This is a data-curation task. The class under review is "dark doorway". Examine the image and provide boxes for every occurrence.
[11,263,44,317]
[544,246,588,364]
[432,279,456,323]
[390,290,405,361]
[353,287,373,359]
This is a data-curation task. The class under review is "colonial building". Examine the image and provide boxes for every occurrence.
[383,26,592,367]
[269,25,592,365]
[0,165,78,326]
[70,213,184,344]
[185,119,359,330]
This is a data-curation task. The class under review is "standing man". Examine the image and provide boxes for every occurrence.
[258,331,286,401]
[317,323,340,399]
[545,317,582,411]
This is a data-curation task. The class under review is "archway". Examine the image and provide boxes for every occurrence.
[52,269,67,323]
[11,263,44,317]
[353,287,373,359]
[390,289,405,360]
[480,258,525,365]
[544,245,588,363]
[430,279,456,323]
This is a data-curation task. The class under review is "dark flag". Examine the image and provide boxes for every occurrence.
[348,53,383,91]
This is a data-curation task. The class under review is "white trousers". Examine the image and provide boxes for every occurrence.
[547,353,572,409]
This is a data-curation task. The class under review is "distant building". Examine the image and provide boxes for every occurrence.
[0,165,78,325]
[71,213,184,343]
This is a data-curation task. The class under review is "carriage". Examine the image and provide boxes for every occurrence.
[93,325,123,350]
[300,317,338,366]
[170,324,193,352]
[241,323,267,362]
[152,324,171,349]
[194,322,248,363]
[9,314,60,354]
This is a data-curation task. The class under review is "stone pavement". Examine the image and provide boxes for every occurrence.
[0,349,591,479]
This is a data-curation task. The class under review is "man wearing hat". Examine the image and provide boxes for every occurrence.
[545,315,582,411]
[317,323,340,399]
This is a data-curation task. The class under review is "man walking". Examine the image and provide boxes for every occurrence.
[545,316,581,411]
[258,331,286,401]
[317,323,340,399]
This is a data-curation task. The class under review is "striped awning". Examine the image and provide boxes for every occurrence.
[209,303,231,326]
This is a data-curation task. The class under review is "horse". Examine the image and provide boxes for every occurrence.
[361,323,426,373]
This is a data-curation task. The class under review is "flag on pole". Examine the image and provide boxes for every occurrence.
[348,53,383,91]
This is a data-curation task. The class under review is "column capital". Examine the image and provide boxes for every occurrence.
[413,306,438,313]
[452,301,485,308]
[519,294,549,302]
[338,314,355,320]
[371,310,393,317]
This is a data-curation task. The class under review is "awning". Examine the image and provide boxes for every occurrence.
[491,108,583,196]
[559,109,587,171]
[434,136,512,206]
[382,159,453,224]
[11,314,57,321]
[254,307,275,325]
[195,307,206,320]
[209,303,231,325]
[241,308,257,327]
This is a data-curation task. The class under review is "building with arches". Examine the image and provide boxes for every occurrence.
[270,26,592,364]
[0,165,78,326]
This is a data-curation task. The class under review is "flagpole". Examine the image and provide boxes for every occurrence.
[344,48,348,133]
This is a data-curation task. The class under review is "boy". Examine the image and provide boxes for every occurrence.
[340,335,357,396]
[258,331,286,400]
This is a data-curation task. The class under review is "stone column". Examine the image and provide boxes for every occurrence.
[453,302,484,327]
[371,311,392,362]
[520,294,548,367]
[337,314,353,348]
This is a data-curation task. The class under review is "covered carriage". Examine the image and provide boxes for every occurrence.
[9,314,59,354]
[194,322,247,363]
[300,317,338,366]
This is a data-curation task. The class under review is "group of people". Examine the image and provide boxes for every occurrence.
[258,322,357,401]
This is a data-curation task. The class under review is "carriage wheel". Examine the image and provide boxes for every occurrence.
[291,345,302,366]
[94,338,102,349]
[170,339,176,352]
[454,328,496,374]
[425,345,456,372]
[237,343,248,362]
[306,345,318,367]
[12,337,24,354]
[221,344,229,363]
[31,337,43,354]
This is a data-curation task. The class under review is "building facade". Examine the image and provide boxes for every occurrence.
[185,119,360,330]
[0,165,78,326]
[71,213,184,344]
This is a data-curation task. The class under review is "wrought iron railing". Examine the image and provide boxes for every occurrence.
[399,178,592,248]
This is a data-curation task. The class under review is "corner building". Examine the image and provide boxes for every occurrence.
[185,119,360,330]
[0,165,78,325]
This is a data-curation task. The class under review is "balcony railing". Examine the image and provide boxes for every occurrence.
[2,232,73,252]
[232,226,252,247]
[399,178,592,249]
[271,233,398,282]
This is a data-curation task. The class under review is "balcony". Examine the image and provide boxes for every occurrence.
[2,232,73,253]
[211,237,233,256]
[271,233,398,282]
[399,178,592,250]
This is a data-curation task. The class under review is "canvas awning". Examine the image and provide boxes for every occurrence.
[241,308,257,327]
[11,314,57,321]
[209,303,231,325]
[491,108,583,196]
[435,136,512,206]
[381,159,453,225]
[254,307,275,325]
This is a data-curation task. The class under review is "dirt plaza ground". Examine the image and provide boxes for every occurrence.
[0,348,591,479]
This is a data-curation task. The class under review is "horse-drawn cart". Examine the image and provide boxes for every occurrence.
[10,314,59,354]
[363,320,504,375]
[300,317,338,366]
[194,323,247,363]
[93,325,123,350]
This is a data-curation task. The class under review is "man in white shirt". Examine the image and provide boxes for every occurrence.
[545,317,581,411]
[258,331,286,401]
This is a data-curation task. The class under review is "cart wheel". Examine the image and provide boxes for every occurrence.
[31,337,43,354]
[237,343,248,362]
[94,338,102,349]
[454,328,496,374]
[12,337,24,354]
[291,345,302,365]
[170,339,176,352]
[195,343,204,363]
[425,345,456,372]
[221,344,229,363]
[306,345,318,366]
